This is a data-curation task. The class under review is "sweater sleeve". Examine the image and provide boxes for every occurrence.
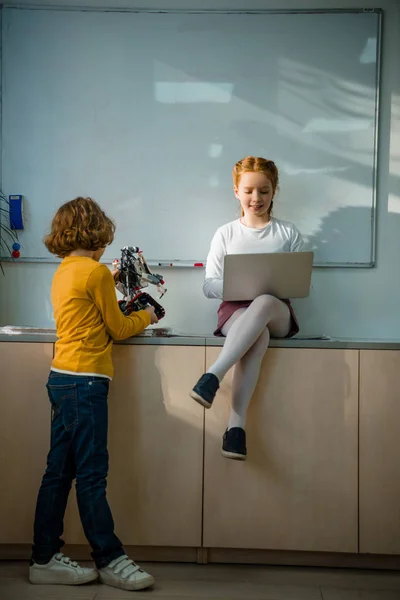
[87,265,151,340]
[203,228,226,299]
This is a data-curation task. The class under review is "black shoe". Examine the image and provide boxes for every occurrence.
[221,427,247,460]
[190,373,219,409]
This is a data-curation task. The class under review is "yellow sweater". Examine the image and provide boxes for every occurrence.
[51,256,151,379]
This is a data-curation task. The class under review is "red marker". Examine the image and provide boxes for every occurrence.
[194,263,204,267]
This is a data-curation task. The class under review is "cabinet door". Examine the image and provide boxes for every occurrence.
[360,350,400,554]
[0,343,52,542]
[64,345,205,547]
[203,348,358,553]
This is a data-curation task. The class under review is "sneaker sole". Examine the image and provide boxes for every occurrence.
[190,390,212,409]
[29,570,98,585]
[99,572,155,591]
[221,449,247,460]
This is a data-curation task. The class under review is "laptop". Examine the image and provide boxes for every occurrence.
[223,252,314,301]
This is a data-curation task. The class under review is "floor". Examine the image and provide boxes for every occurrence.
[0,561,399,599]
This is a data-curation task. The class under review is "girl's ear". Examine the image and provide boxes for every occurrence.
[233,186,240,199]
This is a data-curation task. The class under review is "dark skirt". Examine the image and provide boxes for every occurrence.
[214,299,299,338]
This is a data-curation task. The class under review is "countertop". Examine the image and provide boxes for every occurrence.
[1,327,400,350]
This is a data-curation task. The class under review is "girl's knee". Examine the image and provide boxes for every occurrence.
[252,294,279,316]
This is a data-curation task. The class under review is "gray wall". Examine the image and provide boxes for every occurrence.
[1,0,399,339]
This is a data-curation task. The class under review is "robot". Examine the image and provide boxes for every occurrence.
[113,246,166,320]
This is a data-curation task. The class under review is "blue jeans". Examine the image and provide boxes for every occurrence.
[32,372,125,568]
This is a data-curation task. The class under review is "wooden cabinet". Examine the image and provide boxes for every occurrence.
[359,350,400,554]
[64,345,205,547]
[0,342,53,543]
[3,340,400,560]
[203,348,359,553]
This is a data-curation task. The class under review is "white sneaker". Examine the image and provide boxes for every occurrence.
[29,553,98,585]
[99,555,155,591]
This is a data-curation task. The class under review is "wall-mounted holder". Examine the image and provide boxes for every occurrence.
[9,195,24,231]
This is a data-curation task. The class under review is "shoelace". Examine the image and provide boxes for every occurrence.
[54,553,79,568]
[110,556,141,579]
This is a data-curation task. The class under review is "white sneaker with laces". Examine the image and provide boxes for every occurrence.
[29,553,98,585]
[99,554,155,591]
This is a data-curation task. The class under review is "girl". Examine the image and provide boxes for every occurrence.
[190,157,305,461]
[30,197,157,591]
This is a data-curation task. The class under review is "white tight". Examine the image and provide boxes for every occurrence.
[208,295,291,430]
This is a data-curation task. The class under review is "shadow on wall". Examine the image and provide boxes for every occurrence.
[292,201,400,339]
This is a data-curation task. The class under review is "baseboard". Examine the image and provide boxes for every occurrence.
[208,548,400,570]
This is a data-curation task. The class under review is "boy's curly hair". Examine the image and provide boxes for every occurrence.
[44,197,115,258]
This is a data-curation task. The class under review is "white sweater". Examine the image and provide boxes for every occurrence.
[203,218,305,300]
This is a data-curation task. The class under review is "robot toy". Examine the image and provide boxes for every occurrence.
[113,246,166,320]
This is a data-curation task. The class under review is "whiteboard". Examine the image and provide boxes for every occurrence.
[1,8,381,265]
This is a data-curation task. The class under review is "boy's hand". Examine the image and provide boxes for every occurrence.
[111,269,120,283]
[144,305,158,324]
